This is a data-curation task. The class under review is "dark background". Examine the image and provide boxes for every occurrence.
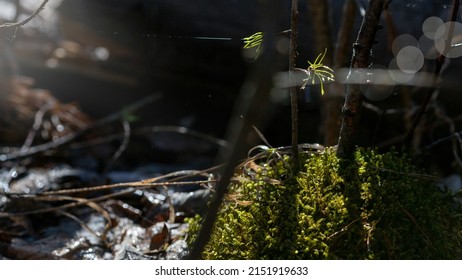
[12,0,461,158]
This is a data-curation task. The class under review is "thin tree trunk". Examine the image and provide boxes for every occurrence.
[337,0,385,158]
[289,0,300,171]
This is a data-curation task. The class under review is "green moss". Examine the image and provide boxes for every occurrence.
[187,148,462,259]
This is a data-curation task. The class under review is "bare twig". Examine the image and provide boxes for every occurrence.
[56,210,105,245]
[0,165,220,198]
[0,179,217,218]
[433,104,462,170]
[22,101,55,149]
[24,194,112,246]
[162,186,176,224]
[289,0,300,171]
[0,94,160,161]
[0,0,50,41]
[102,120,131,174]
[64,125,227,152]
[425,130,462,151]
[0,0,49,29]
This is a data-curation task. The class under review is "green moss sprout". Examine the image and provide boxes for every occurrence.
[296,48,335,95]
[242,32,264,58]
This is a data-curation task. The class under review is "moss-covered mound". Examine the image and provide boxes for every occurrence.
[187,148,462,259]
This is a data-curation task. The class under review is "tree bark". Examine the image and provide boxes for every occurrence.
[337,0,385,158]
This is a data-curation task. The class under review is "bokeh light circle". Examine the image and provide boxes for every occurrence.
[422,16,445,40]
[396,46,424,74]
[392,34,418,56]
[388,58,414,84]
[418,34,439,59]
[434,21,462,58]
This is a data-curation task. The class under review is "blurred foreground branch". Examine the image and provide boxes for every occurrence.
[187,2,283,259]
